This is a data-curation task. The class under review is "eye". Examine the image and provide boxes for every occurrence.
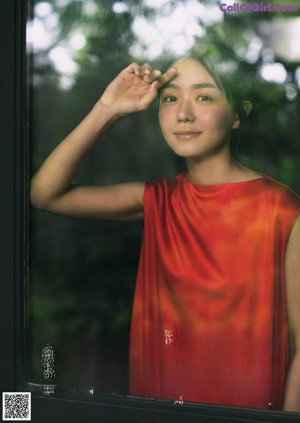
[162,95,177,103]
[197,95,212,102]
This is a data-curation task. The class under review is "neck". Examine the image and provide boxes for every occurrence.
[185,153,260,186]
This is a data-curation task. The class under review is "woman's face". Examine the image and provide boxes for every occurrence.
[159,58,239,161]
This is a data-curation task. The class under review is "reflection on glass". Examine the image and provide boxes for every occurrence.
[27,0,300,412]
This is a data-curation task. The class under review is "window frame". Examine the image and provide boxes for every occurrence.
[0,0,299,421]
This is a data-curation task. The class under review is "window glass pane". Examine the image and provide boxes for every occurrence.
[27,0,185,396]
[27,0,300,412]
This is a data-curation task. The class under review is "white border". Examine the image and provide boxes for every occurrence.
[2,392,31,421]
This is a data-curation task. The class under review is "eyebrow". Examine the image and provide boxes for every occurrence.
[162,82,219,90]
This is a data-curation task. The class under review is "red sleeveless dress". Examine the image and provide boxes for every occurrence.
[129,173,300,409]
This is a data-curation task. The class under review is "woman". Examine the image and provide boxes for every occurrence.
[31,56,300,411]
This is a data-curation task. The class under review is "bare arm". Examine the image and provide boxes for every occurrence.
[30,63,177,221]
[283,214,300,412]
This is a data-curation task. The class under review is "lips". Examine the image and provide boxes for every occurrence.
[173,131,202,139]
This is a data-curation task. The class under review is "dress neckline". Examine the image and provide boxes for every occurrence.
[181,172,267,189]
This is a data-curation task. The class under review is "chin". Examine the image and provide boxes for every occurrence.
[168,145,210,159]
[166,138,230,161]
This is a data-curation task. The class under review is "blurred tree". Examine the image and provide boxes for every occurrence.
[28,0,300,395]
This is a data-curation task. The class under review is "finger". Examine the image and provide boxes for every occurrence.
[141,63,162,79]
[141,63,152,76]
[141,64,161,78]
[126,62,142,76]
[157,67,177,89]
[142,68,162,84]
[152,69,162,79]
[140,63,153,82]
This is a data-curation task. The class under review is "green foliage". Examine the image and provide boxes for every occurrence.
[28,0,300,393]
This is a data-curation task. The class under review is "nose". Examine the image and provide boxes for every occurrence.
[177,99,195,123]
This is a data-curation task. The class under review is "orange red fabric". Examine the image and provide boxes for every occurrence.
[129,173,300,409]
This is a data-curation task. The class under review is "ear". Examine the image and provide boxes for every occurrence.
[242,100,252,116]
[231,100,252,129]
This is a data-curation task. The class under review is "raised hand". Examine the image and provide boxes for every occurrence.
[99,62,177,117]
[30,62,177,220]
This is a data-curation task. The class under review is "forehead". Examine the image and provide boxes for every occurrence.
[170,58,217,86]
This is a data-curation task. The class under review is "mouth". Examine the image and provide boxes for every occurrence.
[173,131,202,139]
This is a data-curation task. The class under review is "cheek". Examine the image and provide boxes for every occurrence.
[158,108,171,131]
[219,111,236,131]
[203,107,235,131]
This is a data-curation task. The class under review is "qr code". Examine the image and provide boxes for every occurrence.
[2,392,31,421]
